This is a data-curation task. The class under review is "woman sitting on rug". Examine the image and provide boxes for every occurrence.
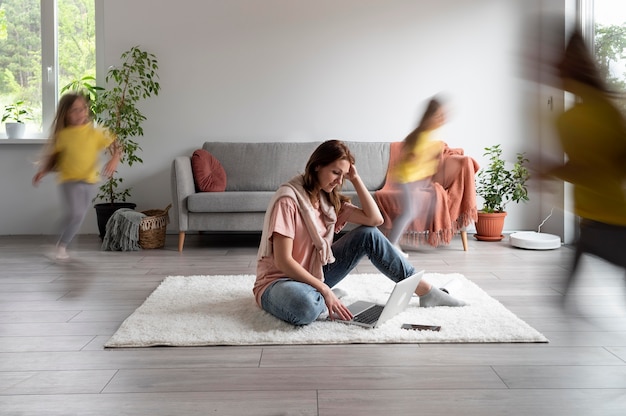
[253,139,466,326]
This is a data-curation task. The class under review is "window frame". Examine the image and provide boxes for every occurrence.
[1,0,98,141]
[40,0,58,139]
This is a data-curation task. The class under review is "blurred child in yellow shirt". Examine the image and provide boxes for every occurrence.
[388,97,446,257]
[33,93,121,259]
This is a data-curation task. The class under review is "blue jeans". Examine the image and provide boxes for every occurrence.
[260,226,418,325]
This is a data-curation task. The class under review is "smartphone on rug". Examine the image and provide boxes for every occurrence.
[401,323,441,331]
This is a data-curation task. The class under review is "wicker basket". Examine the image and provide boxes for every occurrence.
[139,204,171,249]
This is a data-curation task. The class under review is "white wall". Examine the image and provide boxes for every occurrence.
[0,0,554,236]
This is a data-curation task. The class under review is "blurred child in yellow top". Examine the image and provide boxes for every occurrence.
[543,31,626,299]
[551,34,626,227]
[32,92,121,259]
[388,97,446,257]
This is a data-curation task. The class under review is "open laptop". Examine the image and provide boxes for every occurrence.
[331,270,424,328]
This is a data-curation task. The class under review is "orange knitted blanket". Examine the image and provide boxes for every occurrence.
[375,142,479,247]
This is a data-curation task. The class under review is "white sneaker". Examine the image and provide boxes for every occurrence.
[394,244,409,258]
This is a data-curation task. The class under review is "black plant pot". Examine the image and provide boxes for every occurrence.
[94,202,137,240]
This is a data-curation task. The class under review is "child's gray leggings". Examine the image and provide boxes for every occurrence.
[58,181,95,246]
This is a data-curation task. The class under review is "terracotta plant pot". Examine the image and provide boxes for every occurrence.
[475,211,507,241]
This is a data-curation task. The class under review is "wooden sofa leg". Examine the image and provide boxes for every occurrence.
[178,232,186,252]
[460,230,468,251]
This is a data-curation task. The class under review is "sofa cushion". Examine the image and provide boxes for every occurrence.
[187,191,275,213]
[191,149,227,192]
[203,142,319,192]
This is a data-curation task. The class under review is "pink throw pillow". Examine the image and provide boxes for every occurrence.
[191,149,227,192]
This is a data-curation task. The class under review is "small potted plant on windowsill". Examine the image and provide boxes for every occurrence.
[2,100,33,139]
[475,144,530,241]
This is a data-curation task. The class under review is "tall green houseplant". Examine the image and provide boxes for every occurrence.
[94,46,161,203]
[63,46,161,203]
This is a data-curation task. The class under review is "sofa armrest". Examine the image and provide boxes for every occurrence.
[171,156,196,232]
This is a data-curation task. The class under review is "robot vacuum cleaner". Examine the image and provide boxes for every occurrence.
[509,231,561,250]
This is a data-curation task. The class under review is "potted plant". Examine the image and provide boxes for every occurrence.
[475,144,530,241]
[2,100,33,139]
[63,46,161,238]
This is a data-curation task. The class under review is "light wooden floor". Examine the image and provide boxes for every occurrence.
[1,233,625,416]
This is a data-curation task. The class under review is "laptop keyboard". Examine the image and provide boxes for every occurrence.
[352,304,384,324]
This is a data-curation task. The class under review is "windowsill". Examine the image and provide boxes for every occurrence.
[0,138,47,144]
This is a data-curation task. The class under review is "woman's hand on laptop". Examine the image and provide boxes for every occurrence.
[323,289,353,321]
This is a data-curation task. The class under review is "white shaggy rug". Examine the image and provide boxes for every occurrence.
[104,273,548,347]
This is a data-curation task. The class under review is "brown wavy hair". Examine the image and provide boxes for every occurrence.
[51,92,91,137]
[403,96,445,153]
[558,31,609,93]
[302,140,355,214]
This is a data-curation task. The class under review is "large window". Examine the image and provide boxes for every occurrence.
[593,0,626,111]
[0,0,95,139]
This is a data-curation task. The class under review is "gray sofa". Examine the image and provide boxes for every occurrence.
[171,141,391,251]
